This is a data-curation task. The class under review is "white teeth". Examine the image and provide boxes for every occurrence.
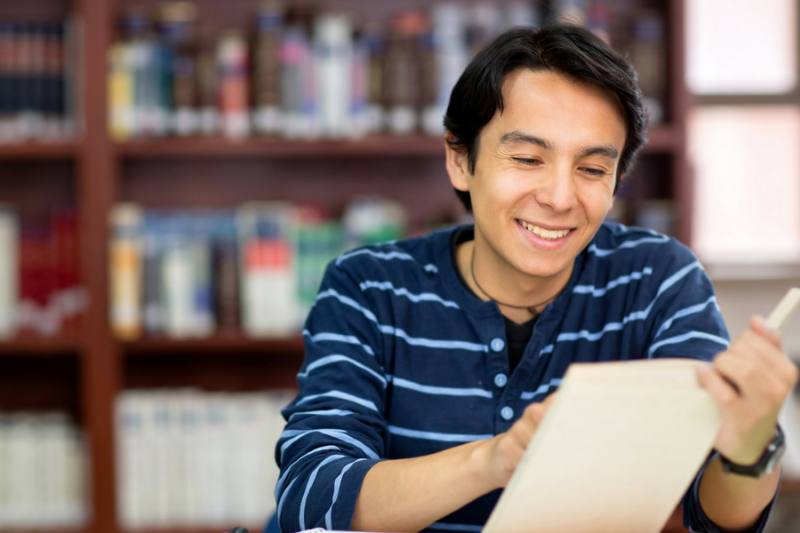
[520,221,570,240]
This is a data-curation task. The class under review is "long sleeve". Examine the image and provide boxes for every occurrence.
[642,240,779,532]
[275,261,389,532]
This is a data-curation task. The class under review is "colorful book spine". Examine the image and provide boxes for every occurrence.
[237,202,297,337]
[217,31,250,139]
[109,203,143,340]
[252,0,284,135]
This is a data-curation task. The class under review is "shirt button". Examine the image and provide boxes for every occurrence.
[490,338,505,352]
[500,406,514,421]
[494,373,508,388]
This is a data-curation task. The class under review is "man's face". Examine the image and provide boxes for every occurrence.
[448,68,627,282]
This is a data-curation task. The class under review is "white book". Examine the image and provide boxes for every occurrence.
[6,414,37,528]
[315,13,353,138]
[164,391,187,526]
[0,416,7,528]
[116,391,147,529]
[200,393,231,526]
[484,359,720,533]
[0,207,18,338]
[64,426,87,527]
[237,203,298,338]
[236,393,273,526]
[179,390,202,527]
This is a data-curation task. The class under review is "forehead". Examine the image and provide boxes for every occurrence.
[489,68,627,144]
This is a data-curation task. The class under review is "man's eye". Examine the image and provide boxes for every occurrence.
[513,158,541,166]
[582,167,608,177]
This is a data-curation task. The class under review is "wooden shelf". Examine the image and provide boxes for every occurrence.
[0,333,81,355]
[115,126,678,159]
[642,126,681,153]
[781,478,800,493]
[0,141,81,160]
[116,134,446,159]
[122,332,305,355]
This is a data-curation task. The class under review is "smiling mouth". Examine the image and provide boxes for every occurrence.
[518,220,573,240]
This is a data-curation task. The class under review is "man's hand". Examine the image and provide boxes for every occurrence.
[697,316,799,465]
[485,393,558,489]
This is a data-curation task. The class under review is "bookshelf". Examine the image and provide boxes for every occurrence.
[0,0,703,532]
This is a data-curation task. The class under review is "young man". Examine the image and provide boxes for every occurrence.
[275,25,798,533]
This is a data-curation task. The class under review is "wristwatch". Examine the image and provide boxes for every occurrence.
[720,425,785,478]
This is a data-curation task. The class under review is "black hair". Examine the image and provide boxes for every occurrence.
[443,24,648,212]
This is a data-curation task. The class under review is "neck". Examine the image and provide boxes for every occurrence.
[456,231,574,322]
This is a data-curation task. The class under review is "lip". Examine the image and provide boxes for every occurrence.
[517,219,575,232]
[516,219,575,250]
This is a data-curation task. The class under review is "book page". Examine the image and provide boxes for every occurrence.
[484,359,721,533]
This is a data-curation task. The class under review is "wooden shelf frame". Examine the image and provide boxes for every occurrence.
[0,333,81,355]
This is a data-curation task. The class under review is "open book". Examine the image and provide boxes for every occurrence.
[485,287,800,533]
[484,358,721,533]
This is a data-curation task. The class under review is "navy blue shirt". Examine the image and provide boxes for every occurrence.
[275,223,777,533]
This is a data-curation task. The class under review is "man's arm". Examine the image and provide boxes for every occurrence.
[697,458,780,531]
[695,316,798,531]
[352,397,555,533]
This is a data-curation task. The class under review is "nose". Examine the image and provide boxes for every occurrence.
[534,164,578,213]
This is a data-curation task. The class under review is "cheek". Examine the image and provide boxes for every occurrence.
[578,183,615,220]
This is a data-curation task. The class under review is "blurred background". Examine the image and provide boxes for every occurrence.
[0,0,798,532]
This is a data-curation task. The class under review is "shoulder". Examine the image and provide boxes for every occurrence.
[327,226,456,287]
[587,222,699,276]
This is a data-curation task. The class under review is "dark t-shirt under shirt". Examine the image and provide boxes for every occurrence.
[450,226,537,374]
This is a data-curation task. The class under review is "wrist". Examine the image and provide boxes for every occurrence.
[468,436,504,492]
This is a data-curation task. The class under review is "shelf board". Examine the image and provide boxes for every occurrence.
[0,141,81,159]
[782,478,800,493]
[117,134,446,159]
[117,126,679,159]
[641,125,680,153]
[122,332,305,355]
[0,333,81,355]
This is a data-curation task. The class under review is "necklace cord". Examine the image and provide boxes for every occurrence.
[469,245,559,314]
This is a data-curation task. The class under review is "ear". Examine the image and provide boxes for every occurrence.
[445,134,471,193]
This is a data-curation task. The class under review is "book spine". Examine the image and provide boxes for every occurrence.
[0,207,18,337]
[315,13,353,138]
[237,203,297,337]
[109,204,143,340]
[217,31,250,139]
[252,2,284,135]
[108,42,135,140]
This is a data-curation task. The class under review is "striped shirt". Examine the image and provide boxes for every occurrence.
[275,223,775,533]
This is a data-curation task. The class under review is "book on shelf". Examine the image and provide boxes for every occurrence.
[0,411,87,529]
[0,16,79,143]
[115,388,294,530]
[107,1,557,141]
[109,198,405,341]
[0,205,85,339]
[0,206,18,338]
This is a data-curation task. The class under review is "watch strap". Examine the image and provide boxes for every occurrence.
[720,425,785,478]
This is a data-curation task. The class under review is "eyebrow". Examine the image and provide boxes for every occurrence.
[499,130,619,160]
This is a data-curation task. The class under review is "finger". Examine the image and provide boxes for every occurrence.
[697,364,741,409]
[542,392,558,409]
[729,328,795,388]
[751,315,782,348]
[713,351,787,407]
